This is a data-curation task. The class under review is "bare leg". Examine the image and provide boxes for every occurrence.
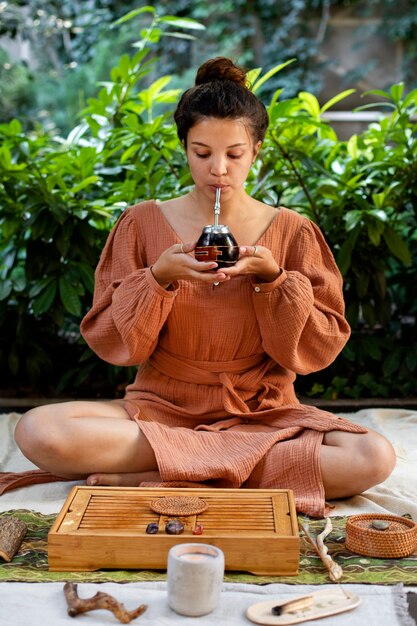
[320,428,396,499]
[14,401,159,482]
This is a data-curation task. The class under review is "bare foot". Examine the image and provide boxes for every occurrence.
[86,471,162,487]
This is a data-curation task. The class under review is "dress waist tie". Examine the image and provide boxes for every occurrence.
[148,348,273,415]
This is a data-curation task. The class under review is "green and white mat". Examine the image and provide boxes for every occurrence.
[1,510,416,585]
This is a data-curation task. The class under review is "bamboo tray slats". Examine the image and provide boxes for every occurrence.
[48,486,299,575]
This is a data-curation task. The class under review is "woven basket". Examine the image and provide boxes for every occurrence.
[345,513,417,559]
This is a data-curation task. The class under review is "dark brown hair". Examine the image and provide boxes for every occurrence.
[174,57,269,146]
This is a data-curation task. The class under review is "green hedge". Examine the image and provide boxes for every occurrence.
[1,14,416,399]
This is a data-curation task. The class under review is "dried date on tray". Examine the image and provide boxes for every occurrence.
[150,496,208,516]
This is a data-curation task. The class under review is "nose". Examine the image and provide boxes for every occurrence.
[210,155,227,176]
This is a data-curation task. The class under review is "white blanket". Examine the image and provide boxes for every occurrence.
[0,582,414,626]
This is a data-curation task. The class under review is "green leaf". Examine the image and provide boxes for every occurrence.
[162,32,197,40]
[56,230,72,257]
[77,262,95,293]
[361,88,392,100]
[66,123,89,145]
[70,176,99,195]
[336,230,359,274]
[390,83,404,104]
[0,145,12,168]
[367,221,381,246]
[159,16,205,30]
[112,6,155,27]
[9,119,22,134]
[0,279,12,301]
[354,102,395,112]
[269,87,285,108]
[344,210,363,231]
[246,68,262,88]
[59,276,82,317]
[138,27,162,43]
[32,281,57,317]
[347,135,358,159]
[117,54,131,81]
[121,144,140,164]
[402,89,417,109]
[371,193,387,209]
[298,92,321,118]
[11,266,26,292]
[320,89,356,114]
[368,207,387,221]
[383,348,403,377]
[29,277,55,298]
[147,76,172,98]
[383,226,412,265]
[251,59,296,94]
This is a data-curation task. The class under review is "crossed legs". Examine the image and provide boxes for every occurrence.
[14,401,396,498]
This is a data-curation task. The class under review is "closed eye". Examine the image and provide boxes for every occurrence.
[194,152,244,159]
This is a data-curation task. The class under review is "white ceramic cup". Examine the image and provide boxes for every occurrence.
[167,543,225,616]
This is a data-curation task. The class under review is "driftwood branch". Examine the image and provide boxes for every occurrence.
[63,582,147,624]
[299,517,343,582]
[0,516,27,562]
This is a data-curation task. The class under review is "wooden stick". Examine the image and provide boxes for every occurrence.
[63,582,147,624]
[316,517,343,581]
[299,517,343,582]
[0,516,27,562]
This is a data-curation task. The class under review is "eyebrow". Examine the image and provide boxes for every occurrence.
[190,141,247,148]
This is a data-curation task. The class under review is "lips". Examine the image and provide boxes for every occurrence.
[210,185,228,191]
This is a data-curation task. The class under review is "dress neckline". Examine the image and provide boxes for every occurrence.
[154,199,284,247]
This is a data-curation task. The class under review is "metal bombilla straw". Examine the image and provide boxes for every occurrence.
[213,187,221,286]
[214,187,221,227]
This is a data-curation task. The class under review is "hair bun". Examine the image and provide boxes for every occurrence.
[195,57,247,88]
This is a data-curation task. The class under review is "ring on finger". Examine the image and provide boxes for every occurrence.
[253,246,258,256]
[180,243,185,254]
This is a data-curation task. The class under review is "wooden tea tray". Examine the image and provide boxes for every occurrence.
[48,486,299,575]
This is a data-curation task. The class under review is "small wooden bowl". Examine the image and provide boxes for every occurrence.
[345,513,417,558]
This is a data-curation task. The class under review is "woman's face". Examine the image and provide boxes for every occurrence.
[185,117,261,203]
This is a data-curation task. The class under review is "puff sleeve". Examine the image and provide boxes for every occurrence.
[251,218,350,374]
[80,209,178,366]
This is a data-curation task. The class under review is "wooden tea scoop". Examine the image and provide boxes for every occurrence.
[298,517,343,583]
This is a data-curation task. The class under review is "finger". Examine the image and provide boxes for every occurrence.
[177,241,197,254]
[188,268,225,283]
[238,246,256,257]
[196,263,218,272]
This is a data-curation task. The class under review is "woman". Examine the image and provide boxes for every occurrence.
[15,57,395,516]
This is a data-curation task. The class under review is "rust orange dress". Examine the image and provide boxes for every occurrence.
[80,200,366,516]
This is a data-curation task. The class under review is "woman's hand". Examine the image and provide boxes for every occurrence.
[221,245,281,283]
[151,242,230,288]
